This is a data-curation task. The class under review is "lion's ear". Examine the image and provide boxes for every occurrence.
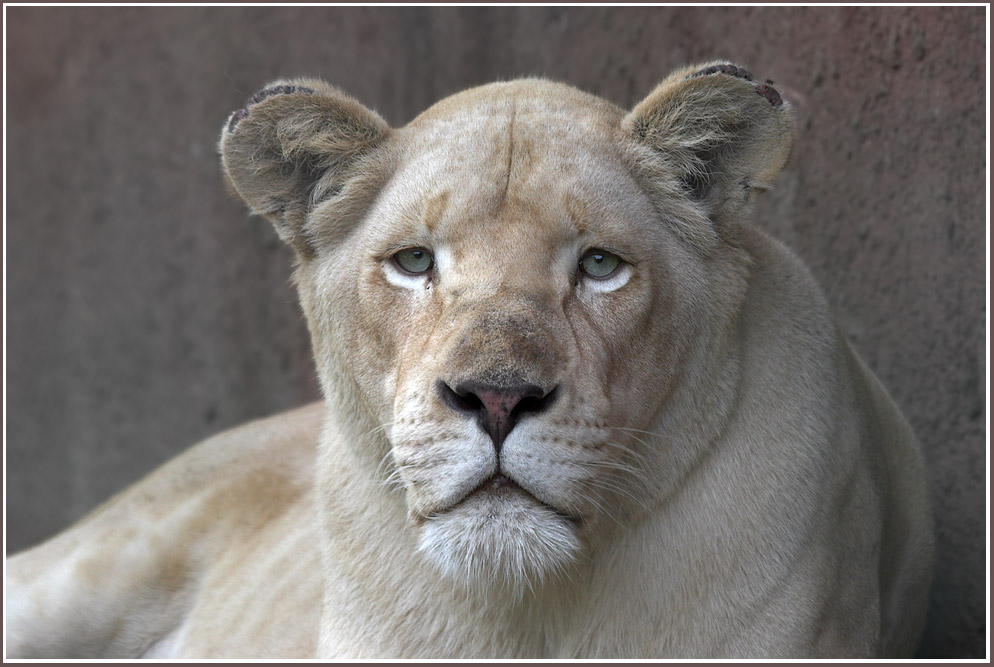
[219,80,390,256]
[623,62,793,235]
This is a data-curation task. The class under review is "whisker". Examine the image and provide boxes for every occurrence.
[579,492,626,530]
[594,440,653,468]
[573,452,653,513]
[587,476,650,511]
[609,425,665,438]
[578,460,643,479]
[381,469,407,493]
[374,445,396,478]
[364,421,394,439]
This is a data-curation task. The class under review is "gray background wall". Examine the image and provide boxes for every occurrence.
[5,6,986,658]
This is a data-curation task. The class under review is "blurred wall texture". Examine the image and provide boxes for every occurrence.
[5,6,986,658]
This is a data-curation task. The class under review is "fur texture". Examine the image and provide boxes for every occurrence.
[5,63,934,658]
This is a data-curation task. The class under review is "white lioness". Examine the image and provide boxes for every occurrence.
[6,63,934,659]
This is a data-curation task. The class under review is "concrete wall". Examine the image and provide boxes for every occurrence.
[5,6,985,657]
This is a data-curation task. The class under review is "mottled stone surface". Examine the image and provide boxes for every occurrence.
[5,6,985,658]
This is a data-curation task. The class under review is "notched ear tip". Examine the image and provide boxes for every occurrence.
[685,61,788,109]
[756,79,784,108]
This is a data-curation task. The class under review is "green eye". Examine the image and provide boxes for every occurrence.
[579,249,621,279]
[393,247,434,275]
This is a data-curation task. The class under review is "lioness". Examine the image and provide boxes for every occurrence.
[5,63,934,658]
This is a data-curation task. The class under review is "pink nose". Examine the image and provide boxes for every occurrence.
[437,380,559,452]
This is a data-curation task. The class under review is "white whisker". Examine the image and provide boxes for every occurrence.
[609,425,665,438]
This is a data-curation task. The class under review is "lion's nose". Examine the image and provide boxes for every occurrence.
[437,380,559,453]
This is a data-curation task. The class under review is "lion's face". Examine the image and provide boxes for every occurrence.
[300,90,689,591]
[220,69,792,594]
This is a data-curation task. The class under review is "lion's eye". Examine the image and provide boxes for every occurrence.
[392,247,434,275]
[579,249,621,279]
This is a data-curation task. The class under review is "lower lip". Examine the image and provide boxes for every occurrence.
[416,474,583,528]
[484,473,520,491]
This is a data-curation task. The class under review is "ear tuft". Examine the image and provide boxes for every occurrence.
[623,61,793,239]
[219,79,390,256]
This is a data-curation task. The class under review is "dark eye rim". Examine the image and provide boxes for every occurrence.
[390,246,435,276]
[578,248,623,280]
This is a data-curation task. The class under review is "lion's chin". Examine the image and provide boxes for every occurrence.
[416,485,581,597]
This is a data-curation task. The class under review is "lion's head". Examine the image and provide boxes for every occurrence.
[219,64,792,596]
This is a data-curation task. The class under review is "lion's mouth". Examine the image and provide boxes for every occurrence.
[417,473,583,527]
[473,472,523,494]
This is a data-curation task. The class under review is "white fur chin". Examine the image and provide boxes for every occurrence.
[416,489,581,597]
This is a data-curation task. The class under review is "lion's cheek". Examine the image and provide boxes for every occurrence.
[320,258,440,421]
[561,292,660,428]
[601,287,687,428]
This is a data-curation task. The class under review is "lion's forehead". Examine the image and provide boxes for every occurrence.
[407,78,625,128]
[368,97,653,259]
[400,99,624,185]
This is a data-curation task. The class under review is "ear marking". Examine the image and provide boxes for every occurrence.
[247,84,316,105]
[756,82,783,107]
[687,63,783,107]
[227,85,318,132]
[689,63,755,81]
[226,108,249,132]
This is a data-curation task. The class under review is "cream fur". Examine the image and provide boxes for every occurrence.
[5,63,934,658]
